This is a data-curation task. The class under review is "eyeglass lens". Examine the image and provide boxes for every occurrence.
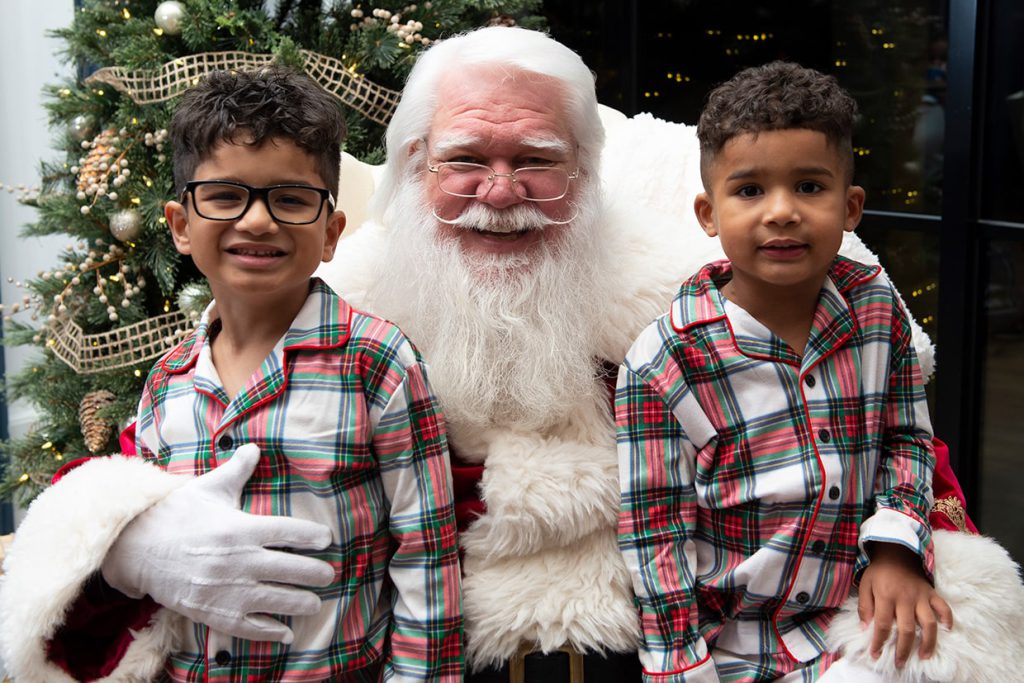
[193,183,325,223]
[435,163,570,201]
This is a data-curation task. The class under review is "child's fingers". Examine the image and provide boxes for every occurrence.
[868,596,893,659]
[893,600,917,668]
[916,599,939,660]
[857,583,876,628]
[931,593,954,629]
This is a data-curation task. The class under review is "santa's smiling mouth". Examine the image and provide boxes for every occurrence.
[469,227,532,240]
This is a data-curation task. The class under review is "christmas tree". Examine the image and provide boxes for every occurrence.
[0,0,544,502]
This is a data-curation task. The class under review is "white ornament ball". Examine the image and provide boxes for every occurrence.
[154,1,185,35]
[109,208,142,242]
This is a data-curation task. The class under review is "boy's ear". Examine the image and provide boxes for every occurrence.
[165,200,192,255]
[321,209,346,262]
[694,192,718,237]
[844,185,866,232]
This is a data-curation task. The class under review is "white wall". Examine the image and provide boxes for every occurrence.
[0,1,75,507]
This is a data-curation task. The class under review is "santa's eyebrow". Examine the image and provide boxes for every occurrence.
[430,134,484,155]
[429,134,572,157]
[518,136,572,154]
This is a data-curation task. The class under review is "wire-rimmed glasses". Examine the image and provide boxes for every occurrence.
[181,181,336,225]
[427,162,579,202]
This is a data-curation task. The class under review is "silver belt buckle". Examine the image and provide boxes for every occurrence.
[508,643,584,683]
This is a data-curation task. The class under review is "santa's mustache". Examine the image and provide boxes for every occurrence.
[432,201,579,229]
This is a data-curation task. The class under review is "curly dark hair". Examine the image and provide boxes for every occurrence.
[696,61,858,186]
[169,66,346,196]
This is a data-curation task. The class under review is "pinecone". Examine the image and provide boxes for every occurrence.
[79,389,117,453]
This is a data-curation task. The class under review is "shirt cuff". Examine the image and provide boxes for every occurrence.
[858,506,934,578]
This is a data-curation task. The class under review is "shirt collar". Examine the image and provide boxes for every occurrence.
[159,278,352,374]
[670,256,882,334]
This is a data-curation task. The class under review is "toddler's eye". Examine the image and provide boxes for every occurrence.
[736,185,762,198]
[797,181,823,194]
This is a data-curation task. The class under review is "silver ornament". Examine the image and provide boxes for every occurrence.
[69,114,97,143]
[176,281,213,319]
[109,208,142,242]
[154,1,186,35]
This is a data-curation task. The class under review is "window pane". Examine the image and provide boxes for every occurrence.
[548,0,949,214]
[856,222,940,412]
[979,237,1024,562]
[979,0,1024,223]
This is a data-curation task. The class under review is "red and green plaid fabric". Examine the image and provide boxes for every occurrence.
[136,279,463,682]
[617,257,935,683]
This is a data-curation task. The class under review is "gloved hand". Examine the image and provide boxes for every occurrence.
[101,444,335,644]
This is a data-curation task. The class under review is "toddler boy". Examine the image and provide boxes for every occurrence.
[616,61,951,682]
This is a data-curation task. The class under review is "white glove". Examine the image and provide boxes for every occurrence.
[101,444,335,644]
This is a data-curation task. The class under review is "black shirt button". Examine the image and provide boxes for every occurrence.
[804,374,816,388]
[796,591,810,604]
[217,434,234,451]
[812,540,826,554]
[818,429,831,443]
[829,485,841,500]
[214,650,232,666]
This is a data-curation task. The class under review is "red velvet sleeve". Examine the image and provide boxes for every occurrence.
[47,573,161,680]
[929,437,979,534]
[449,450,485,533]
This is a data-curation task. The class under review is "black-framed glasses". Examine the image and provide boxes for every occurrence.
[181,181,336,225]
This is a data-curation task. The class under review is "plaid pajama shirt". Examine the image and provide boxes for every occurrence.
[617,257,936,683]
[135,279,463,682]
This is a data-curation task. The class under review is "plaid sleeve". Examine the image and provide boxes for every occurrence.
[616,362,719,683]
[134,370,159,462]
[374,358,464,682]
[858,285,936,580]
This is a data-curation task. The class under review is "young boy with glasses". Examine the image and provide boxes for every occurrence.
[616,62,951,682]
[90,66,463,681]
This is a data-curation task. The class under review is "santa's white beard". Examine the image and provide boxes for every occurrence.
[368,173,613,435]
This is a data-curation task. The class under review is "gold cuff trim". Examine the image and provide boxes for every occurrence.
[932,496,972,534]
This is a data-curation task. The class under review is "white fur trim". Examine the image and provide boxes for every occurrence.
[827,530,1024,682]
[460,427,618,559]
[459,411,640,669]
[462,528,639,671]
[0,456,189,682]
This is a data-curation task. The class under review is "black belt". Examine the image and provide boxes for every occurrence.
[466,647,642,683]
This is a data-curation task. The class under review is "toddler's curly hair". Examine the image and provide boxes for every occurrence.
[697,61,858,186]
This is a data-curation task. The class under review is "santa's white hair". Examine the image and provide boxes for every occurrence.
[370,26,605,226]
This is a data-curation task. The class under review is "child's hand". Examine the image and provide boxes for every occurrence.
[857,542,954,668]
